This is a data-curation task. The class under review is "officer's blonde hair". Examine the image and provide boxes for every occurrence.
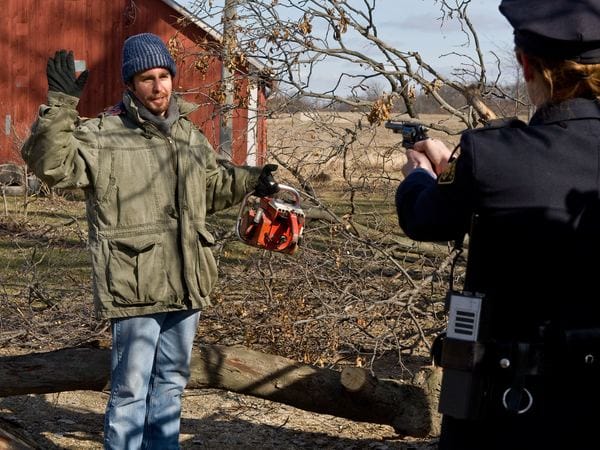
[523,50,600,103]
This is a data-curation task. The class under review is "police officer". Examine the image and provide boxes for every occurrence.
[395,1,600,449]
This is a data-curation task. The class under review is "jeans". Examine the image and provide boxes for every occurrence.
[104,309,201,450]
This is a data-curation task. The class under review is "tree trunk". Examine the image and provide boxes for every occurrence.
[218,0,238,160]
[0,343,441,437]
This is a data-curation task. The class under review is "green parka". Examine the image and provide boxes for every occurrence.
[22,91,262,319]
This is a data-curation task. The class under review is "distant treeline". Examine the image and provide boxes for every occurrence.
[268,83,533,119]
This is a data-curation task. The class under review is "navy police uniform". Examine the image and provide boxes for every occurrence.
[395,1,600,449]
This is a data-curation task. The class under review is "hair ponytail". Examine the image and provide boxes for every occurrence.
[526,53,600,103]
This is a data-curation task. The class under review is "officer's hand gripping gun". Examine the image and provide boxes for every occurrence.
[384,120,429,149]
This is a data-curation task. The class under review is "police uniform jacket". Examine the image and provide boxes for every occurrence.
[22,91,262,319]
[396,97,600,340]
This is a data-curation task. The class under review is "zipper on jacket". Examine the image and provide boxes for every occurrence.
[144,123,178,174]
[143,124,179,213]
[167,136,177,173]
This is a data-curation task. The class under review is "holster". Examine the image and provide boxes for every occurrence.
[436,334,490,420]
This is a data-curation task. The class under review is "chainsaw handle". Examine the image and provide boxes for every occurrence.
[261,184,302,206]
[238,184,301,214]
[235,200,251,243]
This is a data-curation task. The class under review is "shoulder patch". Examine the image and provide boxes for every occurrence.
[438,159,457,185]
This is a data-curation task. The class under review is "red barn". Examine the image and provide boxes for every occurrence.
[0,0,269,167]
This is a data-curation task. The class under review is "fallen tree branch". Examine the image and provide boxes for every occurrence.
[0,343,440,437]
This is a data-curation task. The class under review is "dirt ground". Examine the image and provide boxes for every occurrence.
[0,386,438,449]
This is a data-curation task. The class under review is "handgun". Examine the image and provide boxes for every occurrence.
[384,120,429,149]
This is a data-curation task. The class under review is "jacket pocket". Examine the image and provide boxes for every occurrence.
[195,227,218,297]
[107,236,168,305]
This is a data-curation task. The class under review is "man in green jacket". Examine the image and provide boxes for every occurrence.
[22,33,279,450]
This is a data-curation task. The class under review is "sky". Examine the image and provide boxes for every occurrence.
[173,0,517,92]
[376,1,515,71]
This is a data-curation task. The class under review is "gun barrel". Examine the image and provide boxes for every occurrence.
[384,120,403,131]
[385,120,427,129]
[384,120,429,148]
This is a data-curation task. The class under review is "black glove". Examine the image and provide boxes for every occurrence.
[254,164,280,197]
[46,50,89,98]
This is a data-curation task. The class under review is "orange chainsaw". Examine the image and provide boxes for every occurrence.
[236,184,305,255]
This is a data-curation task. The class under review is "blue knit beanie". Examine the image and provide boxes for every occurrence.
[121,33,177,83]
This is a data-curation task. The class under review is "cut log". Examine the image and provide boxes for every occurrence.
[0,343,441,437]
[190,345,441,437]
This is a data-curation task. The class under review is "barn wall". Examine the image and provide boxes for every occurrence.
[0,0,266,166]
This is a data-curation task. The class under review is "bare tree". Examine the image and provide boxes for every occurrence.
[186,0,525,127]
[132,0,528,373]
[218,0,239,159]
